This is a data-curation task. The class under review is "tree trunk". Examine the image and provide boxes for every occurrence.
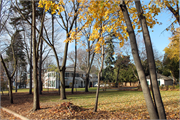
[120,2,158,119]
[32,0,40,111]
[39,38,43,95]
[60,67,66,99]
[150,77,158,114]
[85,52,96,92]
[85,73,90,92]
[38,11,44,95]
[29,23,32,94]
[135,1,166,119]
[171,71,177,84]
[116,67,120,88]
[71,16,77,94]
[15,69,17,92]
[60,40,69,99]
[94,46,104,112]
[0,55,13,103]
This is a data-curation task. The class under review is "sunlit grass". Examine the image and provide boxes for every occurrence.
[0,87,98,94]
[39,90,179,113]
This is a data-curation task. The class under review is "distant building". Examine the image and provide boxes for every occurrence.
[146,73,173,86]
[26,66,98,89]
[43,66,97,88]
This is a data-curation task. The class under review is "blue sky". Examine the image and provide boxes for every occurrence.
[56,1,178,66]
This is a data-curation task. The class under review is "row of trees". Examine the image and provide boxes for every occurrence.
[0,0,179,119]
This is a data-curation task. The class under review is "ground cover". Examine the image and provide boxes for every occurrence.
[1,90,179,119]
[0,87,98,94]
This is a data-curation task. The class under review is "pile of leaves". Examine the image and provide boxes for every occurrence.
[1,91,179,119]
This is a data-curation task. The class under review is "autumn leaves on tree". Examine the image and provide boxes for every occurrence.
[1,0,179,118]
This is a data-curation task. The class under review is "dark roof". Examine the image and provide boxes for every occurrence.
[65,66,84,73]
[146,73,173,81]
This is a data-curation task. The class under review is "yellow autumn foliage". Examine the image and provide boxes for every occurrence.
[164,27,180,61]
[38,0,163,53]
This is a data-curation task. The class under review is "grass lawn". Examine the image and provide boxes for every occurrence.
[1,88,179,119]
[39,90,179,112]
[38,90,179,119]
[0,87,98,94]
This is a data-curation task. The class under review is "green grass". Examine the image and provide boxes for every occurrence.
[1,87,179,118]
[39,90,179,113]
[0,87,98,94]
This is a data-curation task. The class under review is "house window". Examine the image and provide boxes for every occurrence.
[147,81,149,86]
[76,73,79,77]
[65,73,69,77]
[27,74,30,79]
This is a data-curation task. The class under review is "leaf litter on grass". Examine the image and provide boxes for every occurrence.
[1,91,179,119]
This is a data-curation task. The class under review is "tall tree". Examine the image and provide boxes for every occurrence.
[32,0,40,111]
[0,30,18,104]
[5,30,26,92]
[163,53,179,84]
[11,0,43,94]
[120,1,158,119]
[135,1,166,119]
[94,45,104,112]
[114,55,130,85]
[71,7,77,94]
[104,37,115,85]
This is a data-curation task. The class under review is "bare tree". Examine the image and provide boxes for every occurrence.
[94,45,104,112]
[0,29,17,104]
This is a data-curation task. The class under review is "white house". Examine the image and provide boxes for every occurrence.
[43,66,87,88]
[146,73,173,86]
[89,74,98,87]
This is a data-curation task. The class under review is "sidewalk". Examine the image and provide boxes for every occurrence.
[0,107,29,120]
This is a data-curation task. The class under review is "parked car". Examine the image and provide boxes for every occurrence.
[94,83,109,87]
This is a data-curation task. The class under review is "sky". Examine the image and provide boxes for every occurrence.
[0,0,178,67]
[66,7,178,65]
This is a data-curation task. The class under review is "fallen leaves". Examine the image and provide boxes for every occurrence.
[1,91,179,119]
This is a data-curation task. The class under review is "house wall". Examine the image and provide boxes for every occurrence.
[44,71,85,88]
[147,79,166,86]
[164,80,173,86]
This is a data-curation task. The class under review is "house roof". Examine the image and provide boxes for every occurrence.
[146,73,173,81]
[65,66,85,73]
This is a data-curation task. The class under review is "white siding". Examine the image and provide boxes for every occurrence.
[146,79,165,86]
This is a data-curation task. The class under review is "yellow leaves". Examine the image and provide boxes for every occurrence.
[95,43,101,53]
[38,0,44,8]
[119,40,124,48]
[132,25,136,29]
[38,0,65,14]
[164,27,180,61]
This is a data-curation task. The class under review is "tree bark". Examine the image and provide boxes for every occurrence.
[135,1,166,119]
[39,38,43,95]
[71,22,77,94]
[60,40,69,99]
[165,2,179,25]
[116,67,120,87]
[29,23,32,94]
[15,69,17,92]
[170,71,177,84]
[32,0,40,111]
[94,45,104,112]
[0,55,13,103]
[60,66,66,99]
[120,1,158,119]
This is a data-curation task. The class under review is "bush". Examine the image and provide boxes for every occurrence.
[159,85,164,90]
[137,85,142,91]
[175,84,179,89]
[165,85,169,91]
